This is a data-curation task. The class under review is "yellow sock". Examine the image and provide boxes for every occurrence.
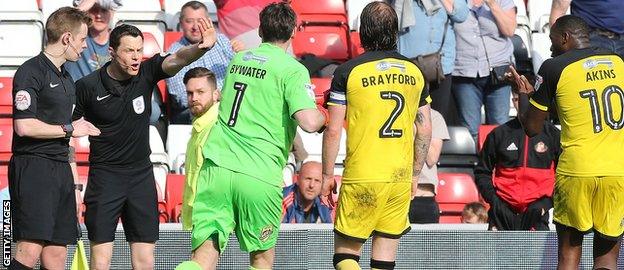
[335,259,361,270]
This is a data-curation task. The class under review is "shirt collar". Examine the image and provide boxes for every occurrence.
[39,52,64,77]
[259,43,283,51]
[192,101,219,132]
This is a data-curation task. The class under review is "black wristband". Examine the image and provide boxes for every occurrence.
[61,124,74,138]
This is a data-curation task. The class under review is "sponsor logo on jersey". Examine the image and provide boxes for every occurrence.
[376,61,406,73]
[582,58,613,70]
[242,51,268,65]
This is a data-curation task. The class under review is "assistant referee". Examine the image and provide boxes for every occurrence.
[73,21,218,269]
[8,7,100,270]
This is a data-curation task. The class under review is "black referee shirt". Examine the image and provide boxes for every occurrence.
[73,54,170,168]
[12,53,75,162]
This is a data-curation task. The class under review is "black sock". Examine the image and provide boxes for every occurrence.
[8,259,33,270]
[370,259,395,270]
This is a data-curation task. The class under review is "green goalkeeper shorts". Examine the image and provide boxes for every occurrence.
[191,159,282,252]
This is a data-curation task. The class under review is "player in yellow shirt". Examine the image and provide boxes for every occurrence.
[322,2,432,270]
[509,15,624,270]
[181,67,220,231]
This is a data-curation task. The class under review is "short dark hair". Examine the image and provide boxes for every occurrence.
[359,2,398,51]
[46,7,92,44]
[109,24,144,51]
[183,67,217,89]
[180,1,207,20]
[259,2,296,43]
[552,15,590,40]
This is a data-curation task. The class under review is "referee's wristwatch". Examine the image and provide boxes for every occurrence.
[61,123,74,138]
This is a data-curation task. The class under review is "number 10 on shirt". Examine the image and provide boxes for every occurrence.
[227,82,248,127]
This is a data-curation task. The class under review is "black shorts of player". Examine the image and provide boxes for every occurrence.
[8,155,78,245]
[84,164,158,243]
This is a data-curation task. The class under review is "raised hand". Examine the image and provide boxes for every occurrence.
[76,0,97,11]
[197,17,217,50]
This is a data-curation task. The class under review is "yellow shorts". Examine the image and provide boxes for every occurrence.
[334,182,411,242]
[553,175,624,238]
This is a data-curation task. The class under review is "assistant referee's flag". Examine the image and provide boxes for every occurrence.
[71,223,89,270]
[71,240,89,270]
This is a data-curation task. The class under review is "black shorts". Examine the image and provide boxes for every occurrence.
[84,164,158,243]
[8,155,77,245]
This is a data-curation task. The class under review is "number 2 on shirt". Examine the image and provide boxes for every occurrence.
[227,82,248,127]
[379,91,405,138]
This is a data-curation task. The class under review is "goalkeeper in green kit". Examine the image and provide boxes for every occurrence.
[176,2,328,270]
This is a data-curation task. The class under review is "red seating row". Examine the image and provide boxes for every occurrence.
[53,169,481,225]
[291,0,363,62]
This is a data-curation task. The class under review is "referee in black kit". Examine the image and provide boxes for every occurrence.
[72,19,217,269]
[8,7,100,270]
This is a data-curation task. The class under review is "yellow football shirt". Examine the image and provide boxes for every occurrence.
[328,51,430,183]
[530,48,624,176]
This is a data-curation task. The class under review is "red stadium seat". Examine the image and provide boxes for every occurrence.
[164,31,183,52]
[477,125,497,152]
[157,79,168,104]
[76,165,89,183]
[156,182,170,223]
[72,137,90,165]
[436,173,480,223]
[75,165,89,224]
[0,165,8,191]
[165,173,185,221]
[291,0,346,15]
[310,78,330,106]
[172,203,182,223]
[439,215,462,223]
[0,118,12,163]
[142,32,162,59]
[0,76,13,117]
[291,0,350,62]
[293,24,350,62]
[349,31,364,58]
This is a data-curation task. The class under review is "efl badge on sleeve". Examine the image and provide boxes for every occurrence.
[534,75,543,91]
[132,96,145,114]
[14,90,31,111]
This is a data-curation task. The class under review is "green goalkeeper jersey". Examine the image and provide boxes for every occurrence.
[203,43,316,186]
